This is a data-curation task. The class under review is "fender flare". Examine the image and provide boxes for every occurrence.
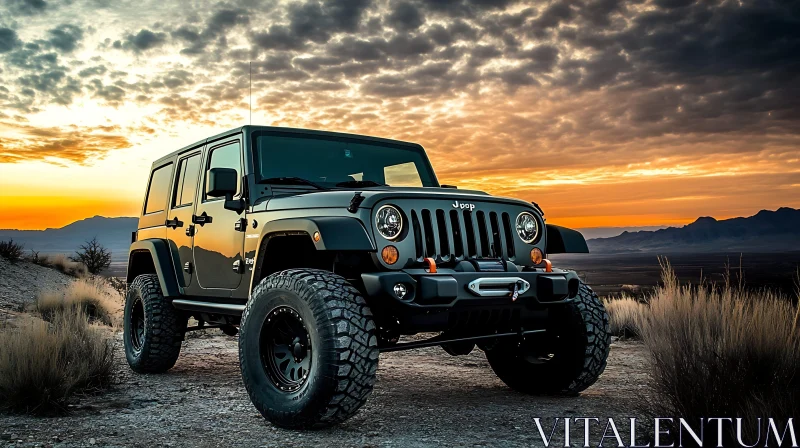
[127,239,181,297]
[546,224,589,254]
[258,217,376,252]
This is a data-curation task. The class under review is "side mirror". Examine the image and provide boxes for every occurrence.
[206,168,238,198]
[206,168,246,214]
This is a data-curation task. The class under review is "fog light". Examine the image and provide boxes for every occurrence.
[393,283,408,299]
[381,245,399,265]
[530,247,543,264]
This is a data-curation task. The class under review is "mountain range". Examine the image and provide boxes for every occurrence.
[0,216,137,260]
[1,208,798,257]
[587,207,800,253]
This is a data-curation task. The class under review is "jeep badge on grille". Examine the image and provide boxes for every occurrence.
[452,200,476,211]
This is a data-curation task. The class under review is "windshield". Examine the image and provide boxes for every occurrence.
[252,132,438,188]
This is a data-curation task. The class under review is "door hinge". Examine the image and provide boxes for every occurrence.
[234,218,247,232]
[183,262,192,274]
[185,225,195,237]
[232,260,242,273]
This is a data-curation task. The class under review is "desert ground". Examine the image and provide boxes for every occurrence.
[0,332,649,448]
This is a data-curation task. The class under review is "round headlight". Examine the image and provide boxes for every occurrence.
[515,212,539,244]
[376,205,403,240]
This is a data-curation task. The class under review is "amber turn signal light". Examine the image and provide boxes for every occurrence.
[530,247,543,264]
[381,246,399,265]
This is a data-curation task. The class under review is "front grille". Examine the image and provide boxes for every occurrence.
[409,207,516,261]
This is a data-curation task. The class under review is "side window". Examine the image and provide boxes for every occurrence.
[204,142,242,200]
[172,154,201,208]
[144,163,173,215]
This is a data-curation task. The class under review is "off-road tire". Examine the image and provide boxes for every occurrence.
[239,269,379,429]
[485,282,610,395]
[124,274,187,373]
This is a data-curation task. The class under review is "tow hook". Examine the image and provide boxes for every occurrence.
[511,281,524,302]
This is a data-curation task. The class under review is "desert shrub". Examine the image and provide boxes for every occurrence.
[35,253,88,278]
[36,278,122,327]
[70,237,111,275]
[0,239,25,262]
[0,309,114,415]
[639,259,800,444]
[604,296,646,338]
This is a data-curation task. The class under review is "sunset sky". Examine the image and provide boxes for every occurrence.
[0,0,798,230]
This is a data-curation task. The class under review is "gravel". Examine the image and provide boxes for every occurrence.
[0,332,651,447]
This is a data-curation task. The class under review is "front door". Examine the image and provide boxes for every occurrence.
[192,139,246,291]
[166,150,202,287]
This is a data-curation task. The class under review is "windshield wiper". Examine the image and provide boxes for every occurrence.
[334,180,387,188]
[260,177,328,190]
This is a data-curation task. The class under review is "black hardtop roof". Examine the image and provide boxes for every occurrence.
[151,125,423,167]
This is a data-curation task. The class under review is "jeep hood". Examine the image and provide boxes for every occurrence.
[257,187,536,212]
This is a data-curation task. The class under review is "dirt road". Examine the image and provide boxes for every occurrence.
[0,334,650,447]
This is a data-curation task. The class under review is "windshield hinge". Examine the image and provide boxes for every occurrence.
[347,192,365,213]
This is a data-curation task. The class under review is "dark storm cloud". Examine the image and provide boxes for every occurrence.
[115,29,167,52]
[387,2,425,31]
[47,24,83,53]
[78,65,107,78]
[6,0,48,16]
[252,0,372,50]
[0,28,21,53]
[172,7,249,55]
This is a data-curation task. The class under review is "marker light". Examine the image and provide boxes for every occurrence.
[530,247,543,264]
[382,246,399,265]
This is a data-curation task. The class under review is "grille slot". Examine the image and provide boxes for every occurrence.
[405,205,517,262]
[502,212,515,258]
[421,209,436,257]
[450,210,464,258]
[463,211,477,257]
[476,211,490,257]
[411,211,423,259]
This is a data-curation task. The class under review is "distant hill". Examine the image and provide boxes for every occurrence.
[0,216,137,260]
[587,207,800,253]
[576,226,669,240]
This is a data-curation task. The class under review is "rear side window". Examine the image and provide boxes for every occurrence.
[173,154,201,208]
[204,142,242,200]
[144,163,173,215]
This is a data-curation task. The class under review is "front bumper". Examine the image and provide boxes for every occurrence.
[361,267,581,310]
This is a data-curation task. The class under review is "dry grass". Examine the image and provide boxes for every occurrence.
[604,296,646,338]
[31,253,88,278]
[0,239,25,262]
[36,277,123,327]
[0,309,114,415]
[639,258,800,442]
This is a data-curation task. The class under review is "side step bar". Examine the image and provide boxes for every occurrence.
[171,299,245,315]
[380,329,545,353]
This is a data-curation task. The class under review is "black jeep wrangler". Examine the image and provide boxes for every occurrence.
[125,126,610,429]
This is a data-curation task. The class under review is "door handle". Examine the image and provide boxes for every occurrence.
[165,217,183,229]
[192,212,212,226]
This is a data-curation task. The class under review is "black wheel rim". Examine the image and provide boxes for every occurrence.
[260,306,312,392]
[130,297,145,352]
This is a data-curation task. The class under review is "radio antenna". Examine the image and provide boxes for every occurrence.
[249,61,252,125]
